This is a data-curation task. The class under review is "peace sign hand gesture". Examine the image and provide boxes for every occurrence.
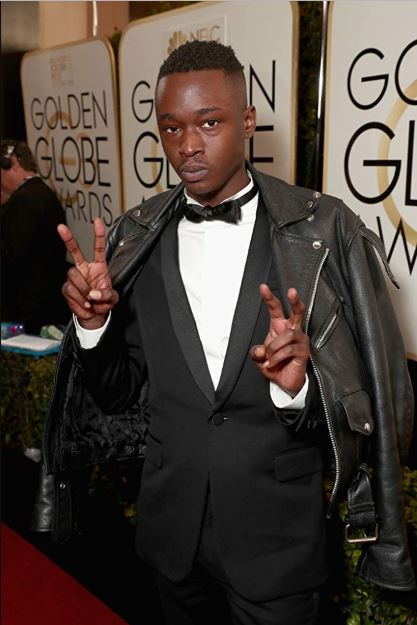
[250,284,310,396]
[58,218,119,330]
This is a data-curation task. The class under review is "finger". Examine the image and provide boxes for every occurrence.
[57,224,88,272]
[287,288,306,329]
[93,218,107,264]
[263,336,310,369]
[67,266,90,295]
[263,345,309,369]
[87,288,119,304]
[87,301,118,316]
[250,344,267,363]
[259,283,285,321]
[62,280,93,312]
[264,331,298,360]
[84,289,119,317]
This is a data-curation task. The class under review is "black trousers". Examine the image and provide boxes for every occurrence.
[153,494,321,625]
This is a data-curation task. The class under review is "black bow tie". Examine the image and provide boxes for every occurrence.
[181,184,258,224]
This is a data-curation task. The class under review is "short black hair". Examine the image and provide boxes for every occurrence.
[158,40,244,82]
[0,139,38,172]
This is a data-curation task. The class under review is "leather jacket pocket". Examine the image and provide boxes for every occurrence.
[274,445,323,482]
[339,389,374,436]
[144,433,163,468]
[314,299,341,350]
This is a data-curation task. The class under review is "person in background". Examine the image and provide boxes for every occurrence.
[45,41,414,625]
[1,139,69,334]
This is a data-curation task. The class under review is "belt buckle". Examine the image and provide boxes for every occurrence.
[345,523,379,544]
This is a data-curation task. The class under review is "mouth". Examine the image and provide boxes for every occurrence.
[178,164,208,183]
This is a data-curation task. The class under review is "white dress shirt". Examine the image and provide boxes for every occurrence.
[76,175,308,409]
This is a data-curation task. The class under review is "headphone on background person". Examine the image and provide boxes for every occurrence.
[1,145,15,169]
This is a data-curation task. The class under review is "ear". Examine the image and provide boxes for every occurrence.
[244,105,256,139]
[10,154,20,169]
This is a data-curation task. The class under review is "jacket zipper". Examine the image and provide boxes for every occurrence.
[304,247,341,515]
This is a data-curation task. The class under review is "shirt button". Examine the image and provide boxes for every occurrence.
[213,413,224,425]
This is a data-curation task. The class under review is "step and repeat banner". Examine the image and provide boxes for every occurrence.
[324,1,417,359]
[19,1,415,357]
[119,0,298,209]
[21,38,122,259]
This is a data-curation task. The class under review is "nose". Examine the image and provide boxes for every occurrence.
[179,128,203,157]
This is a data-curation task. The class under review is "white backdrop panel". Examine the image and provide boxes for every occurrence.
[21,38,122,259]
[119,1,297,209]
[324,1,417,359]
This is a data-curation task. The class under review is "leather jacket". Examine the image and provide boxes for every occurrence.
[42,164,415,591]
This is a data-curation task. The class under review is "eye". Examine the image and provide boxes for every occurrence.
[201,119,219,128]
[163,126,180,134]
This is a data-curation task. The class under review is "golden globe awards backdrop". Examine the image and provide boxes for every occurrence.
[21,39,122,259]
[119,1,298,209]
[323,1,417,360]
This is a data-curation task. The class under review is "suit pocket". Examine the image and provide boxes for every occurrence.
[274,445,323,482]
[144,433,163,468]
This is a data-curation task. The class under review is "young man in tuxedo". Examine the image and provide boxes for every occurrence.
[49,41,414,624]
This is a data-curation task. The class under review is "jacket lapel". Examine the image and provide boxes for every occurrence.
[161,213,215,404]
[214,199,272,407]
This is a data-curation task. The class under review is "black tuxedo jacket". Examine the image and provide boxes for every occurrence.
[81,198,327,601]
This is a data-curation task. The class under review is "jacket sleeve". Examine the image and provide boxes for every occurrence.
[76,289,148,415]
[345,224,415,590]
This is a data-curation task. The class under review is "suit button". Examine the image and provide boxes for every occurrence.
[213,413,224,425]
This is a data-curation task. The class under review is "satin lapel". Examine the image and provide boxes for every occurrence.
[215,200,272,407]
[161,214,215,404]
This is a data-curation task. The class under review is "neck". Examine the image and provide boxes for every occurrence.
[13,170,38,193]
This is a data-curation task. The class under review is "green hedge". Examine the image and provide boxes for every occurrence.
[1,349,416,623]
[1,350,57,449]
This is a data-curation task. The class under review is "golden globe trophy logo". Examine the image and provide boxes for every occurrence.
[344,39,417,275]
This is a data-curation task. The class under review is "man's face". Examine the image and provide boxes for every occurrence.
[1,167,14,204]
[1,156,19,203]
[155,69,256,205]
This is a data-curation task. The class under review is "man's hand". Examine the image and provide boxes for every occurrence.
[250,284,310,396]
[57,218,119,330]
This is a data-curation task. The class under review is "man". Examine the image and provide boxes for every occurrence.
[44,42,414,624]
[1,139,69,333]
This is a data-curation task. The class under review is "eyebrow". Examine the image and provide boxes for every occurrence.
[158,107,223,121]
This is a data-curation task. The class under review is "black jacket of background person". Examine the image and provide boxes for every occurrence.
[1,176,69,333]
[43,164,415,598]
